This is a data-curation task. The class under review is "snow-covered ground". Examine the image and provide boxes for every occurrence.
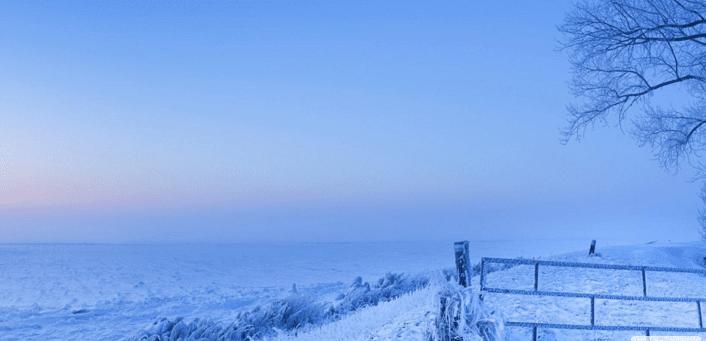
[1,238,693,340]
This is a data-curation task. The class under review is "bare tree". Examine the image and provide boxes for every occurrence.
[560,0,706,236]
[698,184,706,239]
[561,0,706,166]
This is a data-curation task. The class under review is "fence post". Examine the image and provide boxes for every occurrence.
[641,267,647,297]
[588,239,596,256]
[454,241,471,288]
[534,262,539,291]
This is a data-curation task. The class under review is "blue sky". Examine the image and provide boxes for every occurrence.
[0,1,699,242]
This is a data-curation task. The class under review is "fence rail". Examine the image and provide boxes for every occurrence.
[481,257,706,275]
[479,257,706,339]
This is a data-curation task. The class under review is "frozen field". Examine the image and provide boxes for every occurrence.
[0,238,665,340]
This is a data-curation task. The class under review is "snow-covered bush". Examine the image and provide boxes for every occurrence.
[433,283,503,341]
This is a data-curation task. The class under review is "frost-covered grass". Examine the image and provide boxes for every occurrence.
[131,272,431,340]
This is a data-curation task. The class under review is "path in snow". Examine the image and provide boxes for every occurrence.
[268,285,438,341]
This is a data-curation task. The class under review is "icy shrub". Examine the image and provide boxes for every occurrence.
[131,272,429,341]
[433,284,503,341]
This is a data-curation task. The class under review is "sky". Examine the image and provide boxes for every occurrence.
[0,1,701,243]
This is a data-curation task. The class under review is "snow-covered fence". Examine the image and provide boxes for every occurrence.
[480,257,706,339]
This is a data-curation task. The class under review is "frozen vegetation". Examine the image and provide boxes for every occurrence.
[131,273,431,340]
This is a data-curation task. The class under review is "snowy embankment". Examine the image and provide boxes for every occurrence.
[130,273,435,340]
[269,280,502,341]
[130,270,502,341]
